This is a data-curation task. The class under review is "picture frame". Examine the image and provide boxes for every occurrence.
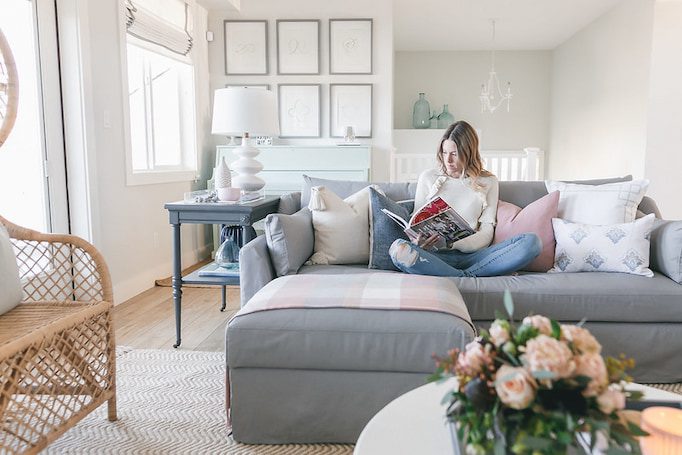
[225,84,271,90]
[278,84,321,138]
[276,20,320,75]
[330,84,372,138]
[224,20,268,75]
[329,19,373,75]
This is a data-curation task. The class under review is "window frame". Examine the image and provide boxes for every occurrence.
[119,9,199,186]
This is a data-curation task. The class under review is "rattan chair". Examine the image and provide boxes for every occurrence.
[0,215,117,454]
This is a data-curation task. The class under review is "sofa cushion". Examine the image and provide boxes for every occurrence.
[550,215,655,276]
[308,186,373,265]
[368,188,410,271]
[227,275,475,373]
[0,226,22,316]
[302,175,417,208]
[546,179,649,225]
[264,208,314,277]
[650,219,682,284]
[493,191,559,272]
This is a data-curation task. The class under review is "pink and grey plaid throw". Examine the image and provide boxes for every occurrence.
[233,273,471,322]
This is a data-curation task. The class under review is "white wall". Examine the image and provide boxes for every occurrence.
[393,51,551,152]
[67,0,213,304]
[207,0,394,180]
[644,0,682,219]
[548,0,655,180]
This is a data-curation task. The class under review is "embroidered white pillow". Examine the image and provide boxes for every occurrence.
[308,185,375,265]
[0,225,23,316]
[545,179,649,225]
[549,214,655,276]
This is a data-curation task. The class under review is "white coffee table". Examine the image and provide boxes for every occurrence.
[354,380,681,455]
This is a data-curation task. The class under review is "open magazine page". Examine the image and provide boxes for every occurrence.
[407,197,476,245]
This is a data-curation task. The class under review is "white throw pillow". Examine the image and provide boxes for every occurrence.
[0,226,23,315]
[308,185,374,265]
[545,179,649,225]
[549,214,655,276]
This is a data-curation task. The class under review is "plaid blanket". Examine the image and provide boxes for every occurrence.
[233,273,472,324]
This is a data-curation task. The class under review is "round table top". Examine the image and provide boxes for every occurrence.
[354,380,681,455]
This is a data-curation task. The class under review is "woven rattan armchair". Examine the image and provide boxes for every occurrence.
[0,215,117,454]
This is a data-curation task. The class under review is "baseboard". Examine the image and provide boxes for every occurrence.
[113,243,213,305]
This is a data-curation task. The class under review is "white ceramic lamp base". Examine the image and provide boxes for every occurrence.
[231,138,265,202]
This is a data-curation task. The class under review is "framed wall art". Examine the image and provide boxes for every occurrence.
[278,84,321,138]
[276,20,320,75]
[329,19,373,75]
[224,20,268,75]
[330,84,372,138]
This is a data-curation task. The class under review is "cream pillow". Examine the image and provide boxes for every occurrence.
[545,179,649,225]
[0,226,23,315]
[308,185,375,265]
[549,214,655,276]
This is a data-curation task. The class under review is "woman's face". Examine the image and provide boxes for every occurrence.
[441,139,461,177]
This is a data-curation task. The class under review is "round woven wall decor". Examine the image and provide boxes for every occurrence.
[0,28,19,148]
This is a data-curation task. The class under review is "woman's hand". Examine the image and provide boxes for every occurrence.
[406,231,444,251]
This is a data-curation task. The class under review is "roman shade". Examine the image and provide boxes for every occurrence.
[124,0,193,55]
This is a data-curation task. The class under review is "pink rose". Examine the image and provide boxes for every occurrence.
[495,365,537,410]
[574,353,608,396]
[597,387,626,414]
[522,335,576,382]
[522,315,553,336]
[489,320,510,347]
[456,341,492,377]
[561,325,602,354]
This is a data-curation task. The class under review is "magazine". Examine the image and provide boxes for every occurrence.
[381,196,475,245]
[198,262,240,277]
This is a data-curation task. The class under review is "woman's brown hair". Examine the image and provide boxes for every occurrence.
[436,120,494,186]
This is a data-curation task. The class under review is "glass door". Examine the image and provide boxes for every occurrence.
[0,0,68,233]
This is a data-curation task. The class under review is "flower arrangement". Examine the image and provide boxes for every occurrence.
[431,291,647,455]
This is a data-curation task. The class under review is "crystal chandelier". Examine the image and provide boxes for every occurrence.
[480,20,512,114]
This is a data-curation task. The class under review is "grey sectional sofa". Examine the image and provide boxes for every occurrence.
[238,176,682,384]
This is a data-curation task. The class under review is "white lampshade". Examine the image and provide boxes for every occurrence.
[211,87,279,136]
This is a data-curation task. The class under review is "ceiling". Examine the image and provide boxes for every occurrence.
[393,0,622,51]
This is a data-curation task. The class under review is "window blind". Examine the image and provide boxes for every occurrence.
[124,0,193,56]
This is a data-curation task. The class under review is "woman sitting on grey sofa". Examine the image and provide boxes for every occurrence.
[390,120,541,277]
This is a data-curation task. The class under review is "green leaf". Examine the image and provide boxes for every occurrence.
[626,390,644,401]
[531,370,557,380]
[503,290,514,318]
[520,435,553,450]
[626,421,649,437]
[551,319,561,340]
[576,317,587,327]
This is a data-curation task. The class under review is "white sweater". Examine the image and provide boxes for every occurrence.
[414,169,499,253]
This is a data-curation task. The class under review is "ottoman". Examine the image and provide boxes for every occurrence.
[225,273,475,444]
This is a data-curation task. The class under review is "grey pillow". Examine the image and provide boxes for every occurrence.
[264,208,314,277]
[278,191,301,215]
[301,175,417,208]
[650,219,682,284]
[0,226,22,316]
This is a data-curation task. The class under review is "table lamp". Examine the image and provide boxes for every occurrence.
[211,87,279,202]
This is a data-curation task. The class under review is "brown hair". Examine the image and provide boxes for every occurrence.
[436,120,494,186]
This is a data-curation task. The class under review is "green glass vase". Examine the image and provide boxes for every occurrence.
[437,104,454,129]
[412,93,431,129]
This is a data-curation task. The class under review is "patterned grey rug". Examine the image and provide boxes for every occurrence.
[46,348,353,454]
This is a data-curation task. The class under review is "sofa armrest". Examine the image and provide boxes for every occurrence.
[239,235,276,307]
[650,219,682,284]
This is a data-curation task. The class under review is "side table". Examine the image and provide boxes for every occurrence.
[164,196,279,348]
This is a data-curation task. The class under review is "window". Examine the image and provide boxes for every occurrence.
[122,0,198,185]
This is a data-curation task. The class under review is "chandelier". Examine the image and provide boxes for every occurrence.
[480,20,512,114]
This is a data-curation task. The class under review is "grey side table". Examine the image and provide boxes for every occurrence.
[164,196,280,348]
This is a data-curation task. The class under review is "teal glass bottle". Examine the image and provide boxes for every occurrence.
[437,104,454,129]
[412,93,431,129]
[215,237,240,270]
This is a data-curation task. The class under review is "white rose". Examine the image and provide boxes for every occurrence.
[522,315,553,336]
[489,320,511,347]
[455,341,491,377]
[597,387,626,415]
[522,335,576,381]
[574,353,608,397]
[495,365,537,410]
[561,325,602,354]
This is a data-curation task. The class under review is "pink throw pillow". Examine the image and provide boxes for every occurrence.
[493,191,560,272]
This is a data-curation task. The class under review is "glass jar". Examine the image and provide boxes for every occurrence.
[437,104,454,129]
[412,93,431,129]
[215,237,240,270]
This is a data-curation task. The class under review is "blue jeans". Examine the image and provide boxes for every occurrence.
[389,233,542,277]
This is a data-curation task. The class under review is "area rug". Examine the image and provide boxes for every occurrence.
[46,347,353,454]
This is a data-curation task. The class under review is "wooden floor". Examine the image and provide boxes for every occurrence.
[113,285,240,352]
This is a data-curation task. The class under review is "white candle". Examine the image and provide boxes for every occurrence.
[640,406,682,455]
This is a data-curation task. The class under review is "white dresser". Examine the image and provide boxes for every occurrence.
[213,145,372,196]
